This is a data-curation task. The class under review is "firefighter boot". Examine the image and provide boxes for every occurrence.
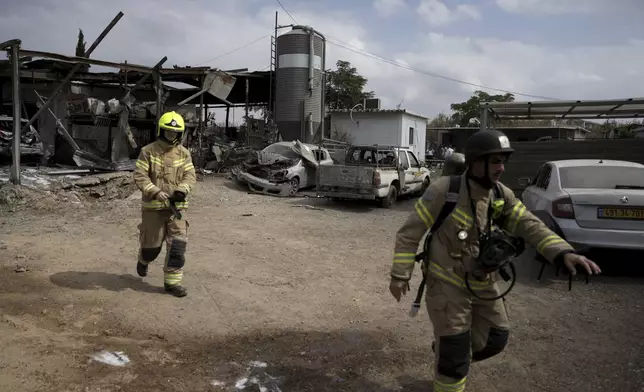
[164,283,187,298]
[136,261,148,277]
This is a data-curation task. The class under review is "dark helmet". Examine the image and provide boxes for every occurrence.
[442,153,466,176]
[464,129,514,164]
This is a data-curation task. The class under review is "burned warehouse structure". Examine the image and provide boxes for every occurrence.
[1,12,328,187]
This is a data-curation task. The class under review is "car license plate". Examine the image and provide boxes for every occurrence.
[597,207,644,220]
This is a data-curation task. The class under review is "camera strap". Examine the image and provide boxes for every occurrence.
[465,180,505,236]
[409,175,462,317]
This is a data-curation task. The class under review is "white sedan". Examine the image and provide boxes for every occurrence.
[520,159,644,252]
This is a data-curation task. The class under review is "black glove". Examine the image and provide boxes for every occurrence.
[169,191,186,202]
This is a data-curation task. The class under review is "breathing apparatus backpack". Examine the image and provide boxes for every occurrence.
[409,175,524,317]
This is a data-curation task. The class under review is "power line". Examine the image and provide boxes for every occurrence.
[274,0,557,100]
[276,0,298,24]
[193,33,272,66]
[326,38,558,100]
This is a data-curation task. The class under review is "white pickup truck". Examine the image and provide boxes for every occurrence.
[317,145,432,208]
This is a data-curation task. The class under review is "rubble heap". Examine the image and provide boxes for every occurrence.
[0,167,138,211]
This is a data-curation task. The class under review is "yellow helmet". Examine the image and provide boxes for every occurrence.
[157,111,185,136]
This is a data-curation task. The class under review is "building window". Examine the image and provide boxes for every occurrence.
[409,127,414,145]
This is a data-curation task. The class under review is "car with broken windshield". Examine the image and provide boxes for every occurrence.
[231,141,333,196]
[316,144,431,208]
[520,159,644,252]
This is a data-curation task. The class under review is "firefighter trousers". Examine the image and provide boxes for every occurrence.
[425,275,510,392]
[137,209,189,288]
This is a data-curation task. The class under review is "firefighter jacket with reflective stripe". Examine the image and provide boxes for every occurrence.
[391,175,574,287]
[133,140,196,211]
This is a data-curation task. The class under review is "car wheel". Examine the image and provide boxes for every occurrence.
[379,186,398,208]
[419,178,430,195]
[287,177,300,196]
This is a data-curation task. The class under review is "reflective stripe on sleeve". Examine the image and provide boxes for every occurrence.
[393,252,416,264]
[537,235,566,254]
[414,199,435,228]
[136,160,149,171]
[506,202,527,234]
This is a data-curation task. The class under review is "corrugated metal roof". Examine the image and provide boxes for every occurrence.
[482,98,644,120]
[427,126,583,131]
[328,108,428,119]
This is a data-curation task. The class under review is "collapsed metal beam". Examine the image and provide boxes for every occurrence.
[0,69,124,83]
[561,104,578,119]
[19,49,154,74]
[597,102,627,118]
[34,90,80,150]
[0,39,20,51]
[125,56,167,98]
[117,56,168,149]
[10,42,21,185]
[155,72,163,123]
[20,11,124,135]
[86,12,124,54]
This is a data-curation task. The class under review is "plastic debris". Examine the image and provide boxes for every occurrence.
[210,380,226,387]
[89,350,130,367]
[232,361,282,391]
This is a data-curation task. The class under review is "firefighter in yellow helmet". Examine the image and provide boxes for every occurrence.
[133,111,196,297]
[388,129,601,391]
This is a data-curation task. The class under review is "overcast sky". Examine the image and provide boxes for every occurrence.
[1,0,643,122]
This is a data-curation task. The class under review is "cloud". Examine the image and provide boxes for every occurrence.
[0,0,642,122]
[417,0,481,27]
[494,0,640,14]
[373,0,407,17]
[393,33,644,107]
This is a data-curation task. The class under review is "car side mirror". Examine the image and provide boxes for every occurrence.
[518,177,532,188]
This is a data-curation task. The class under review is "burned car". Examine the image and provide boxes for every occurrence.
[231,141,333,196]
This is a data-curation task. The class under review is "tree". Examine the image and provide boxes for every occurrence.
[325,60,375,110]
[426,112,455,145]
[75,29,90,72]
[428,112,454,127]
[450,90,514,127]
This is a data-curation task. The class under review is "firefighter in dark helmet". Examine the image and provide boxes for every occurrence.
[133,111,196,298]
[388,129,601,391]
[441,152,466,176]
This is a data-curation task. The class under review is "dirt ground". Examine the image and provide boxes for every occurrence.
[0,176,643,392]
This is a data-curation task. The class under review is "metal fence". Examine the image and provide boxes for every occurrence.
[504,138,644,195]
